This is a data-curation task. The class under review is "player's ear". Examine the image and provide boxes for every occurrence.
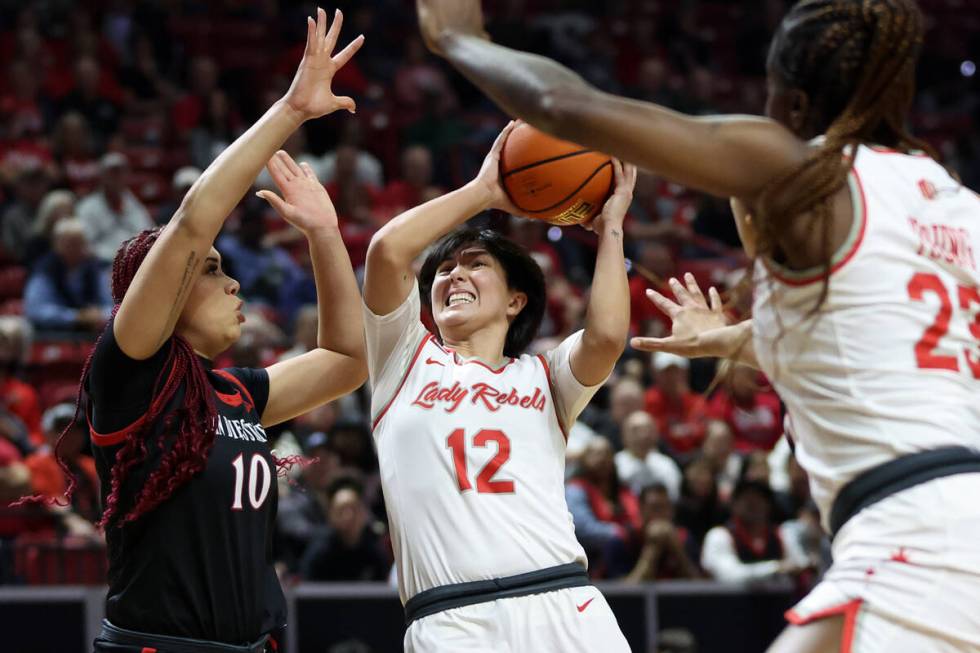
[506,290,527,319]
[789,89,810,136]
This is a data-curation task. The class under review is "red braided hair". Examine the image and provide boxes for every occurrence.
[15,228,219,527]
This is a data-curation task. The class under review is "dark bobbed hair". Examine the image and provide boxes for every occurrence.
[757,0,937,308]
[418,227,546,358]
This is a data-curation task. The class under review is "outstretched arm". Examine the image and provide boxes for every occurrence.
[115,9,363,359]
[631,273,759,369]
[363,121,521,315]
[416,1,807,201]
[568,161,636,386]
[257,152,367,427]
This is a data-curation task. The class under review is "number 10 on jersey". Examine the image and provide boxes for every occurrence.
[446,429,515,494]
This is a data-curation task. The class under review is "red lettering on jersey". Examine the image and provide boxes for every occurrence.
[412,381,469,413]
[415,381,546,413]
[908,217,976,271]
[918,179,937,200]
[470,383,546,412]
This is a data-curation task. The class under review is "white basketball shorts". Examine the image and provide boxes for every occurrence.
[404,585,631,653]
[787,473,980,652]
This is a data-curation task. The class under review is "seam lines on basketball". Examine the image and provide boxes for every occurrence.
[502,149,593,178]
[522,160,613,214]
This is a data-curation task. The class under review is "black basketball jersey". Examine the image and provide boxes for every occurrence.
[86,323,286,644]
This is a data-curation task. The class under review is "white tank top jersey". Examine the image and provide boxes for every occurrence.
[364,282,592,604]
[753,144,980,531]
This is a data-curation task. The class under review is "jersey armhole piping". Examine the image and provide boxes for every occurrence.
[537,354,568,442]
[763,167,868,287]
[371,333,432,431]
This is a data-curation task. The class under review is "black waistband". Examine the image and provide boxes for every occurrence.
[97,620,270,653]
[403,562,590,624]
[829,446,980,539]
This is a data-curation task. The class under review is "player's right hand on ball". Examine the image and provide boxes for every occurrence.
[471,120,525,216]
[284,7,364,121]
[631,273,728,355]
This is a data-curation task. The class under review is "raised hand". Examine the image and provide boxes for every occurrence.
[257,150,338,235]
[631,273,730,356]
[472,120,525,215]
[416,0,489,57]
[585,159,637,232]
[284,8,365,121]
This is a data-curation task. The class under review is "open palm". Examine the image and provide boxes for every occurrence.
[631,273,729,355]
[285,8,365,120]
[257,150,337,235]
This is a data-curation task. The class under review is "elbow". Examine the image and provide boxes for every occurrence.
[366,230,409,271]
[535,85,595,142]
[584,329,628,360]
[168,178,218,237]
[338,357,369,395]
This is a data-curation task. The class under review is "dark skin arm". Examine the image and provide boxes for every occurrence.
[415,3,808,202]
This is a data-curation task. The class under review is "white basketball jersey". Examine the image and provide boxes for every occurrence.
[753,144,980,530]
[364,285,590,604]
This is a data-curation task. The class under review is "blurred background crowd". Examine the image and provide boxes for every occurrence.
[0,0,976,596]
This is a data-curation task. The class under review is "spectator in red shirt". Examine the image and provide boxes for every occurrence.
[624,483,700,581]
[628,241,676,337]
[25,402,100,525]
[171,56,219,137]
[644,352,708,457]
[52,112,100,196]
[708,363,783,453]
[0,437,29,505]
[374,144,442,223]
[566,438,641,578]
[0,316,42,447]
[58,56,120,144]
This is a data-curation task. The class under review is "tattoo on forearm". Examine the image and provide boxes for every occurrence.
[156,250,199,346]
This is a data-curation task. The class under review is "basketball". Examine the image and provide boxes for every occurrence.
[499,123,613,226]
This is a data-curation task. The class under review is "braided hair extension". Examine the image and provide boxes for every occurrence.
[756,0,937,309]
[13,228,219,527]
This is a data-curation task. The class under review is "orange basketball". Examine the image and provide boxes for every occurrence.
[499,123,613,226]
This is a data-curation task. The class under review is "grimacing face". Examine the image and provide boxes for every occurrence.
[430,247,526,346]
[174,247,244,358]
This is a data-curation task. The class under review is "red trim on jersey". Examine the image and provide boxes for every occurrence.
[141,648,157,653]
[786,599,863,653]
[766,167,869,287]
[537,354,568,441]
[212,369,256,413]
[372,334,432,430]
[88,413,148,447]
[88,354,184,447]
[430,338,515,373]
[867,145,931,158]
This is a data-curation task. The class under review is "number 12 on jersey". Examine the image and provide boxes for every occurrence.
[446,429,515,494]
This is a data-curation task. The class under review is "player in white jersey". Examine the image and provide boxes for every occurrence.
[362,122,634,652]
[414,0,980,651]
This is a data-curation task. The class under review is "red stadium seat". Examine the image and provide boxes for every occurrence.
[13,534,107,585]
[0,298,23,315]
[0,266,27,301]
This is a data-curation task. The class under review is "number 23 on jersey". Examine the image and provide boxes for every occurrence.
[908,272,980,377]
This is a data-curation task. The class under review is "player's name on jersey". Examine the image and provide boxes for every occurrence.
[908,217,976,272]
[411,381,547,414]
[217,415,269,443]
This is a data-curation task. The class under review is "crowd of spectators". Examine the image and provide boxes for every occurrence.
[0,0,975,591]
